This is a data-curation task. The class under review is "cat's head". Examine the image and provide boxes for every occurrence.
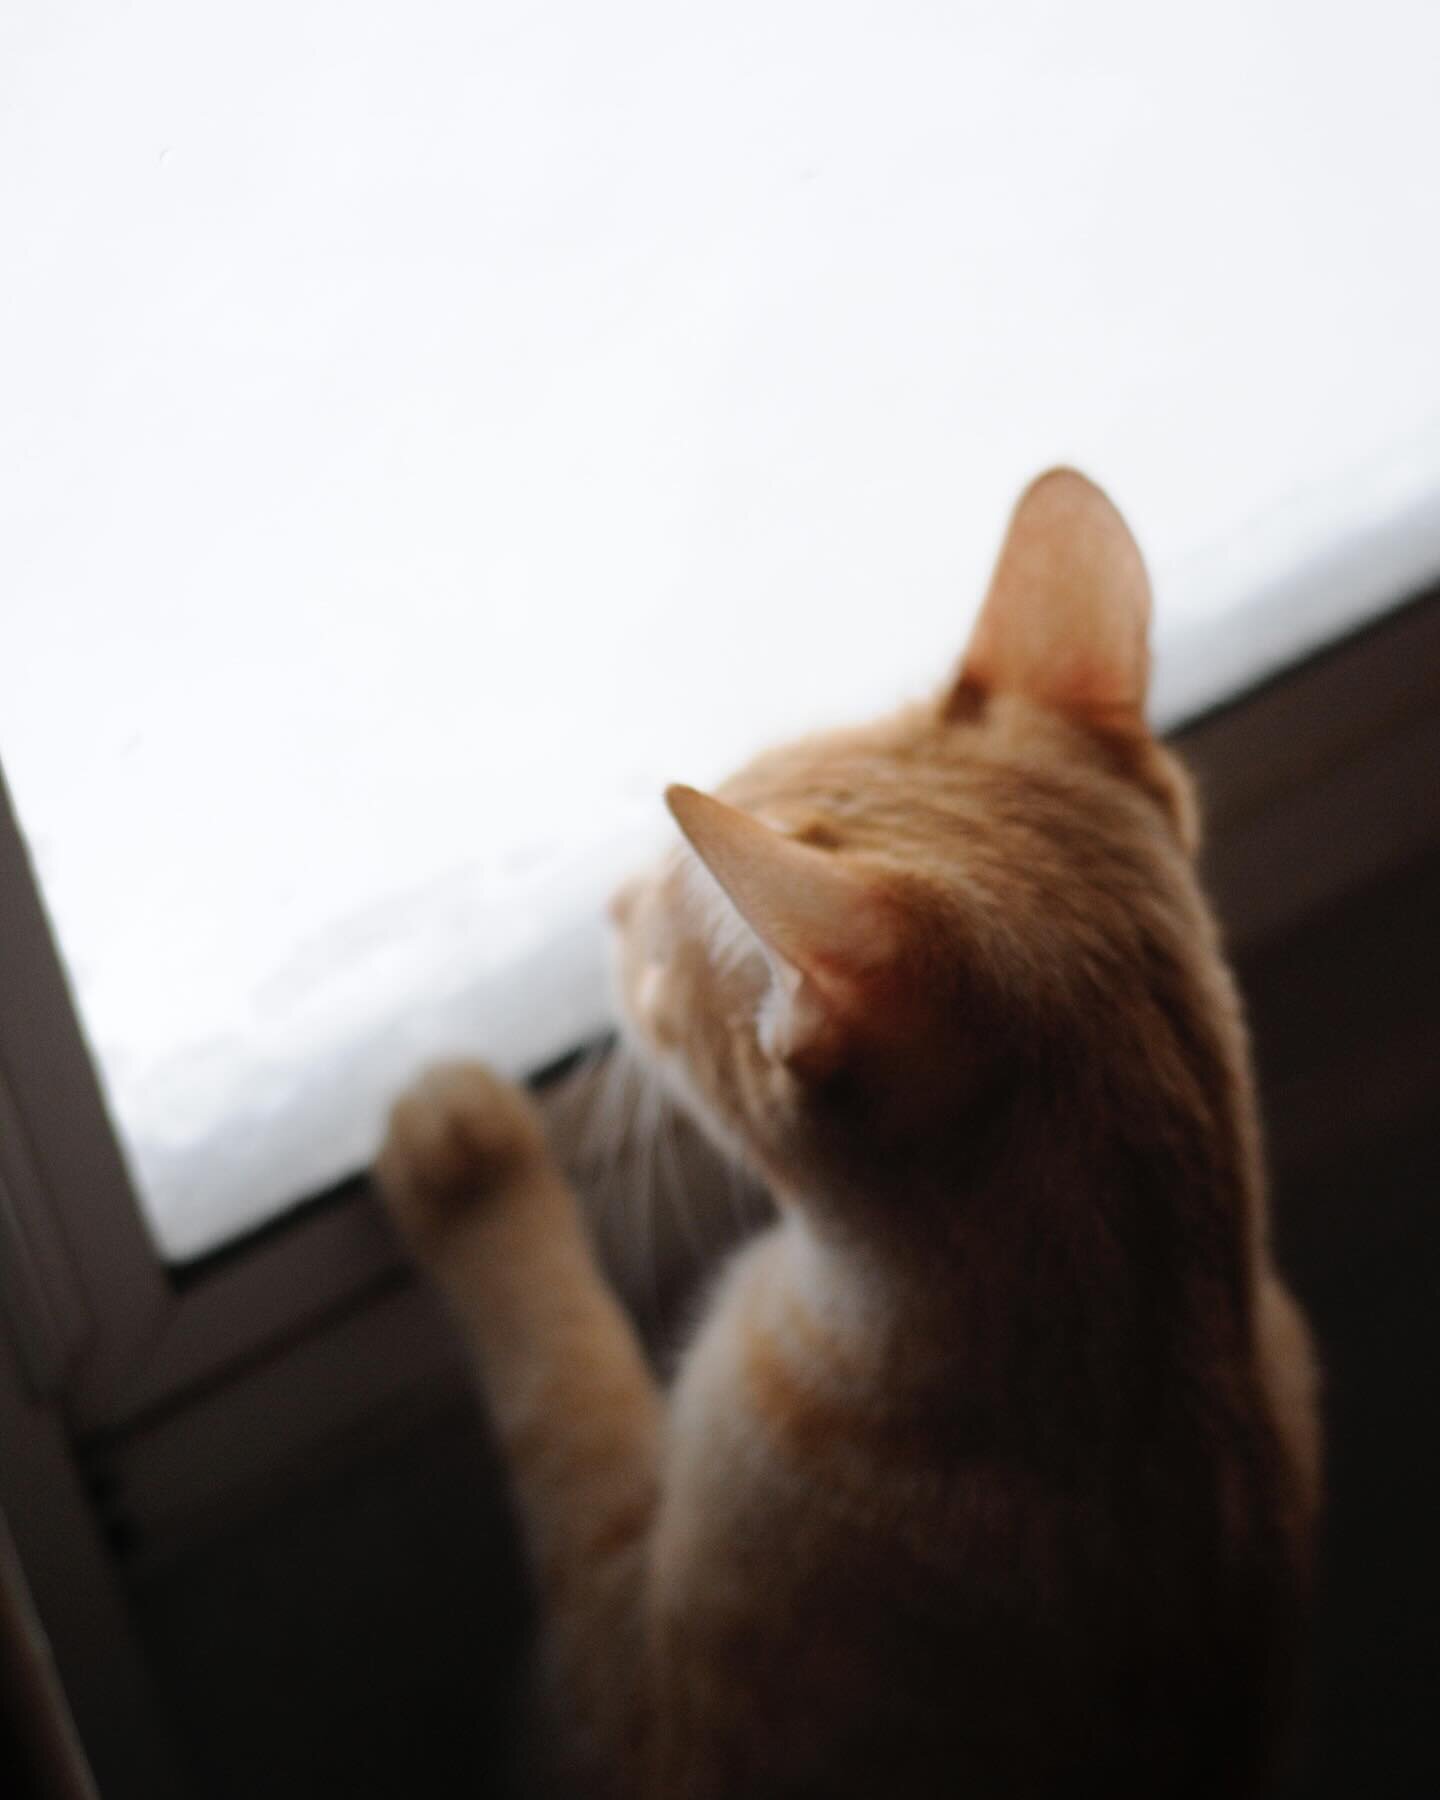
[609,470,1220,1220]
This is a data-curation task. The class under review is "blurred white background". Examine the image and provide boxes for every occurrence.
[4,0,1440,1255]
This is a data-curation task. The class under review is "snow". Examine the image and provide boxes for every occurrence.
[3,0,1440,1256]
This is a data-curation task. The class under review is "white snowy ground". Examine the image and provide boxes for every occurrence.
[4,1,1440,1257]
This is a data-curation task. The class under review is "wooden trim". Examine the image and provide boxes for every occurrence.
[0,1072,92,1400]
[0,771,170,1425]
[1179,581,1440,950]
[92,1279,471,1581]
[0,1507,101,1800]
[0,1314,185,1797]
[94,1179,399,1429]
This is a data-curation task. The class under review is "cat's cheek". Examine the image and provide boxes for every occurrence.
[607,925,664,1048]
[633,962,687,1053]
[636,963,665,1025]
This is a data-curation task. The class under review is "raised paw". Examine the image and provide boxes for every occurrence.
[375,1060,550,1252]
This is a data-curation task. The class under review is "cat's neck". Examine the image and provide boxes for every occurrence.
[764,1134,1259,1451]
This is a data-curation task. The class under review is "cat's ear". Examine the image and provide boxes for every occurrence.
[946,468,1152,726]
[664,784,896,1076]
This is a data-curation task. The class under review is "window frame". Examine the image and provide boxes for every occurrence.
[0,581,1436,1508]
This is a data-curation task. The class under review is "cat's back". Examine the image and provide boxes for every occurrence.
[642,1222,1306,1800]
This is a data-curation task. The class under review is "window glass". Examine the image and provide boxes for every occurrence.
[4,0,1440,1256]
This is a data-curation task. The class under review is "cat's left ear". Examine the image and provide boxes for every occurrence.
[665,784,897,1077]
[945,468,1152,727]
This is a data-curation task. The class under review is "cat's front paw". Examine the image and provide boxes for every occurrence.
[375,1061,549,1251]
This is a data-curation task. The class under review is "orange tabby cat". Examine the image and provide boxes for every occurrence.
[377,470,1321,1797]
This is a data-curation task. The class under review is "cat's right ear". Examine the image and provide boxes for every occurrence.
[944,468,1152,728]
[664,784,898,1079]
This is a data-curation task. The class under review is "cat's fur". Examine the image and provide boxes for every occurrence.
[377,470,1321,1797]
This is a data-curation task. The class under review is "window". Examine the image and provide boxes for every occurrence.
[4,1,1440,1258]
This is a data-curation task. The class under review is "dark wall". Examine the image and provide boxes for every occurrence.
[1243,848,1440,1798]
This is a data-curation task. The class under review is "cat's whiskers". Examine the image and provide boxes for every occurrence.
[587,1051,619,1192]
[560,1039,610,1174]
[653,1093,698,1267]
[723,1152,754,1244]
[618,1064,660,1327]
